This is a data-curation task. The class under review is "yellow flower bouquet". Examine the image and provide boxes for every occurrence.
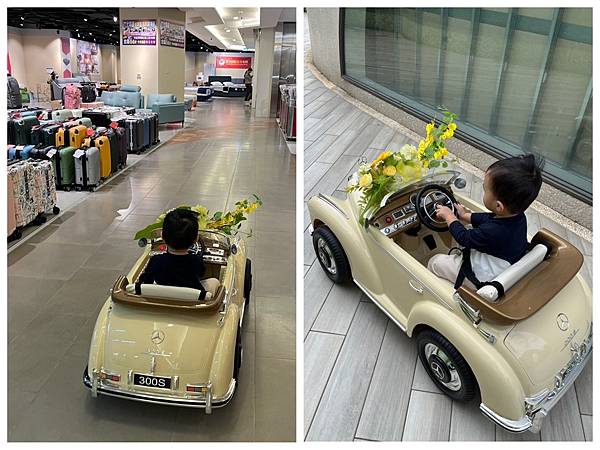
[347,109,458,224]
[134,195,263,241]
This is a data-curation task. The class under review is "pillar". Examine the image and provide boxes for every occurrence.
[253,27,275,117]
[119,8,185,102]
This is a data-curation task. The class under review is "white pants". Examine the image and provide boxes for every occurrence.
[200,278,221,297]
[427,250,510,290]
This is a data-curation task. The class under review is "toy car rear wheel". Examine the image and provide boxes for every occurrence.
[244,259,252,306]
[312,226,351,283]
[416,329,478,402]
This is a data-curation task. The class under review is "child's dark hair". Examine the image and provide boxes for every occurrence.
[162,209,199,250]
[486,154,544,214]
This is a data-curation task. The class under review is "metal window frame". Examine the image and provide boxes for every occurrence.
[564,78,592,170]
[435,8,449,106]
[460,8,481,118]
[338,7,592,203]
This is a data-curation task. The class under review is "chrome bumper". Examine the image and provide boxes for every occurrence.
[83,366,236,413]
[480,328,592,433]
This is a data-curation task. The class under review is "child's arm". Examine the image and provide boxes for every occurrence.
[436,205,491,250]
[454,203,472,223]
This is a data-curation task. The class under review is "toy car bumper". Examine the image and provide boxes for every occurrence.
[480,326,592,433]
[83,366,236,414]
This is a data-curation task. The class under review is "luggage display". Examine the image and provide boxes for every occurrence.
[42,124,62,147]
[46,146,76,190]
[64,83,82,109]
[69,125,89,149]
[13,116,40,145]
[51,109,74,122]
[8,145,35,160]
[31,122,59,147]
[74,147,101,191]
[135,111,159,145]
[94,136,112,178]
[8,76,22,109]
[122,117,145,153]
[29,160,59,215]
[8,162,37,227]
[30,146,54,160]
[64,117,93,128]
[8,176,18,238]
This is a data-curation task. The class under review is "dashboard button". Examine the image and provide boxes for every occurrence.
[384,228,390,234]
[385,216,393,224]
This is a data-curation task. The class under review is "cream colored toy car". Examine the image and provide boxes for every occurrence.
[83,229,252,413]
[308,170,592,433]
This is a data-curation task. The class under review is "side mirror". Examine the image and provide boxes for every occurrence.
[454,178,467,189]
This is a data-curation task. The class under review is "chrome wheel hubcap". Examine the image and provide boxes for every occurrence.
[317,238,337,275]
[424,343,462,391]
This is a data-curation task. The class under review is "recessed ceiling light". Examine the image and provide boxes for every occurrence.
[20,16,24,20]
[226,29,231,32]
[20,23,23,27]
[113,16,118,22]
[89,32,92,35]
[76,28,79,31]
[233,16,239,20]
[83,18,88,22]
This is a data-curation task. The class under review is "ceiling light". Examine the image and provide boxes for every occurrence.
[76,28,79,31]
[83,18,88,22]
[113,16,118,22]
[226,29,231,32]
[20,16,24,20]
[89,32,92,35]
[233,16,239,20]
[20,23,23,27]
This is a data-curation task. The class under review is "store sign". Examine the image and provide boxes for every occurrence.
[122,19,157,46]
[216,56,252,69]
[160,19,185,48]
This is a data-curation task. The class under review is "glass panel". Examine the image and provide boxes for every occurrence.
[342,7,592,200]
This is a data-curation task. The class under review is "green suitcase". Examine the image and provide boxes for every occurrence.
[47,146,76,190]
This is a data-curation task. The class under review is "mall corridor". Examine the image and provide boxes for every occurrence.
[8,99,296,441]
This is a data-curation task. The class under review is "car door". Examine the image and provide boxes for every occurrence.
[363,226,432,329]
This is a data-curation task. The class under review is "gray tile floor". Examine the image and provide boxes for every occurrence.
[8,98,296,442]
[303,15,592,441]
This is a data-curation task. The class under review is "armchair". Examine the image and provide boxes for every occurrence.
[140,93,185,126]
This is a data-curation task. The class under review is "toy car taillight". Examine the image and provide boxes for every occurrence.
[186,384,209,393]
[100,370,120,382]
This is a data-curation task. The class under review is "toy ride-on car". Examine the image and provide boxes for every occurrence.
[83,229,252,413]
[308,169,592,433]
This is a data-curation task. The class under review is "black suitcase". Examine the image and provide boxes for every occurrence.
[8,119,17,145]
[122,118,145,154]
[13,116,40,145]
[102,128,120,173]
[80,84,97,103]
[31,122,59,147]
[114,126,128,168]
[30,146,54,160]
[7,76,22,109]
[82,110,112,128]
[42,124,62,147]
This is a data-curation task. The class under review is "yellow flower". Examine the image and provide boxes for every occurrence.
[423,160,429,168]
[426,122,435,136]
[371,151,393,168]
[440,147,449,156]
[434,151,442,159]
[359,173,373,188]
[441,129,454,139]
[383,165,397,177]
[448,123,457,132]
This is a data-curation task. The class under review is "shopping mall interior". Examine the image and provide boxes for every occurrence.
[7,7,295,441]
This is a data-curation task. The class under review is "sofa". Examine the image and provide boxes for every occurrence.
[139,93,185,126]
[99,84,144,109]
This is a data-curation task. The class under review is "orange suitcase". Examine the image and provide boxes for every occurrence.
[55,127,66,147]
[95,135,112,178]
[69,125,88,149]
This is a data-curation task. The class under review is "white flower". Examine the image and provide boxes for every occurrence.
[399,144,418,159]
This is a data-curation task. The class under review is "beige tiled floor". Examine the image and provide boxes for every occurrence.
[304,14,592,442]
[8,99,296,441]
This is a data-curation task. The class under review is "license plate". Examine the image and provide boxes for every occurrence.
[133,373,171,389]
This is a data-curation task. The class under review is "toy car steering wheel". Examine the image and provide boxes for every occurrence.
[415,184,457,232]
[188,237,207,257]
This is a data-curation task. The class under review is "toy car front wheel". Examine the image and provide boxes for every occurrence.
[416,329,478,402]
[312,226,351,283]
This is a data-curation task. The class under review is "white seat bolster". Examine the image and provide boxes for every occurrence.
[476,244,548,302]
[125,283,212,301]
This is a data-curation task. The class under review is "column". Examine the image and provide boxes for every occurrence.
[253,27,275,117]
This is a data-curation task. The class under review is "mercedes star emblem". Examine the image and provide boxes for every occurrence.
[431,361,444,380]
[556,313,570,331]
[151,329,165,344]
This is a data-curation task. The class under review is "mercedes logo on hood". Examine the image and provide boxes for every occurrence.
[151,329,165,344]
[556,313,569,331]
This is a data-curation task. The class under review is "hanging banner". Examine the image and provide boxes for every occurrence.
[216,56,252,69]
[122,19,157,46]
[60,37,72,78]
[76,40,100,75]
[160,19,185,48]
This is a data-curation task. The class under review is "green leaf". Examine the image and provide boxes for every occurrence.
[134,222,163,241]
[213,211,223,220]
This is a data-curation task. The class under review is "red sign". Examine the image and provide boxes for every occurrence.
[216,56,252,69]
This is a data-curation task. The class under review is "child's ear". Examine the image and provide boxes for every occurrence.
[495,200,505,213]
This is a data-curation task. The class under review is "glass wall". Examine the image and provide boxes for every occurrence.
[342,8,592,201]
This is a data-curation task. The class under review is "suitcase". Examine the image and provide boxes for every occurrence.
[64,84,81,109]
[31,122,59,147]
[8,119,17,144]
[29,160,58,215]
[42,124,62,147]
[13,116,40,145]
[69,125,89,149]
[8,163,37,227]
[123,117,145,153]
[80,84,97,103]
[137,112,159,145]
[101,129,120,173]
[46,146,76,190]
[71,108,84,118]
[94,136,112,178]
[8,76,22,109]
[74,147,101,191]
[114,126,128,168]
[9,145,35,160]
[51,109,74,122]
[8,176,18,238]
[30,146,54,160]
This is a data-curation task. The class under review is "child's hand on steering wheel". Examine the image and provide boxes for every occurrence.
[453,203,468,221]
[435,204,455,221]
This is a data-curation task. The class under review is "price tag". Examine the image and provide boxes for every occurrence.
[46,149,57,158]
[73,149,85,158]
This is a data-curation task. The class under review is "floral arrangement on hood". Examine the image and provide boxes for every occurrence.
[134,195,263,241]
[347,109,458,224]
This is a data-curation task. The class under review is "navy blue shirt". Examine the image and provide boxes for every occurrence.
[449,212,528,264]
[139,252,206,289]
